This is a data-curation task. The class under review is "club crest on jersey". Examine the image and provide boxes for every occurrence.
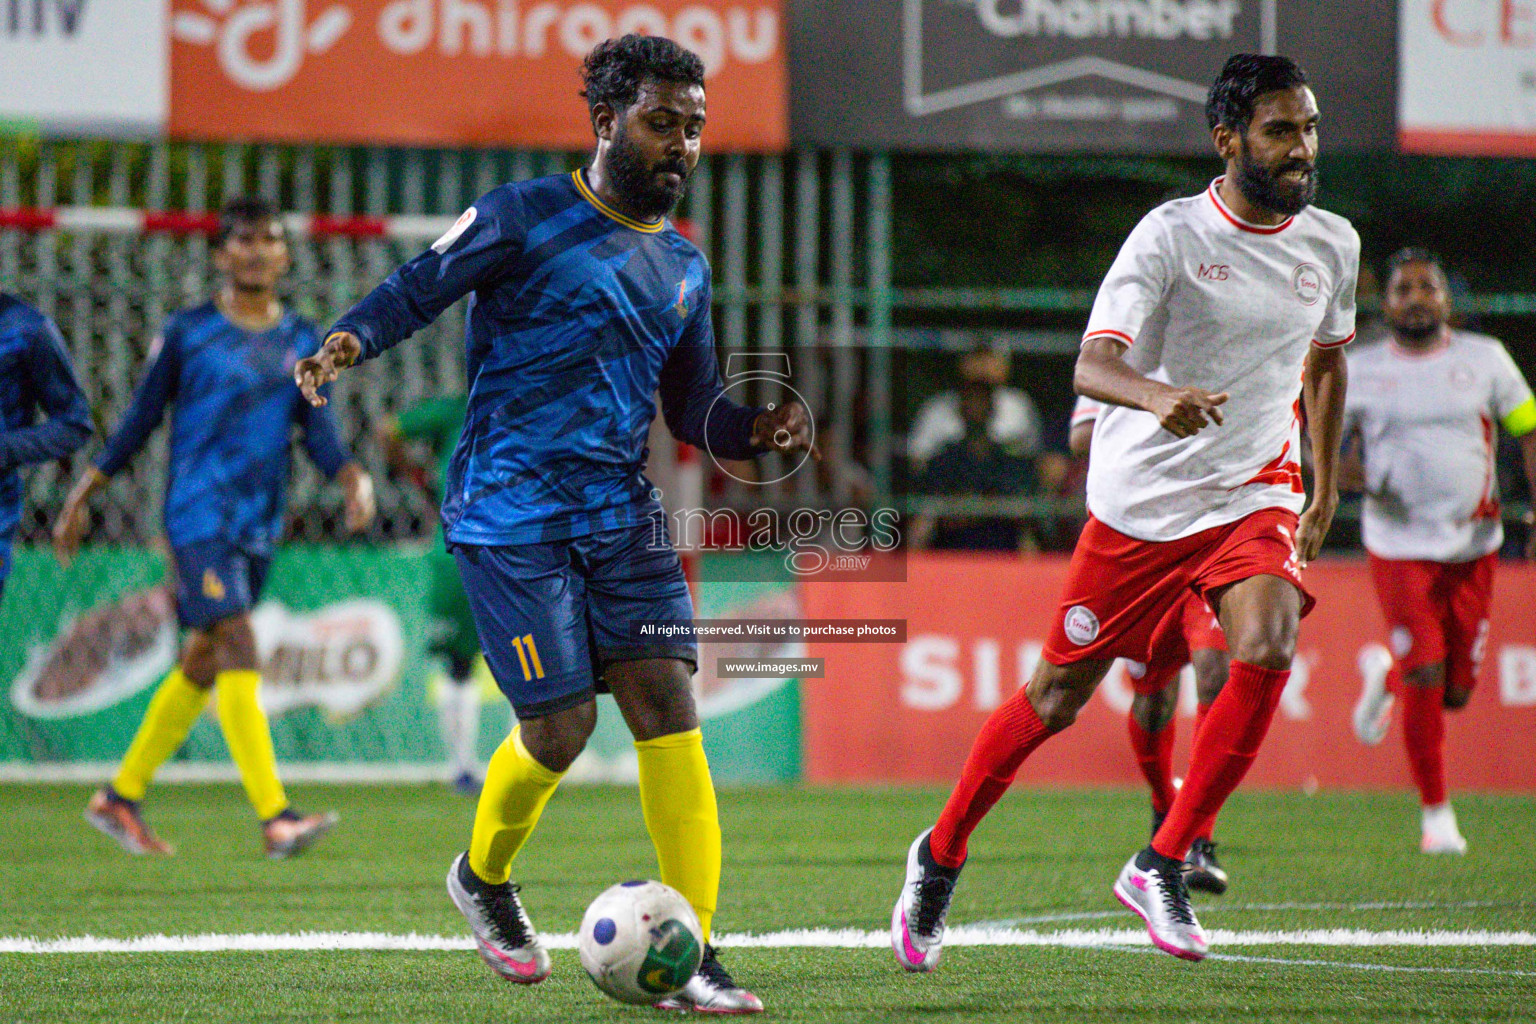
[1064,605,1100,646]
[202,569,226,601]
[675,280,689,318]
[1291,263,1322,305]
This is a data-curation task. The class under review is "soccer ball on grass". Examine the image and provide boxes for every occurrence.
[578,880,704,1005]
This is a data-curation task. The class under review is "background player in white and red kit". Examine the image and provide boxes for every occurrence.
[1070,397,1231,894]
[892,54,1358,966]
[1345,248,1536,855]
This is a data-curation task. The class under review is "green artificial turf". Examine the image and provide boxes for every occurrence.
[2,784,1532,1022]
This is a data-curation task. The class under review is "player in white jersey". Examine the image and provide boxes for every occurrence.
[1070,397,1231,894]
[892,54,1357,966]
[1345,248,1536,855]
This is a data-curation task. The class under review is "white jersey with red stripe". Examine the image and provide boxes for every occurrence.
[1081,178,1360,542]
[1071,395,1105,429]
[1345,330,1535,563]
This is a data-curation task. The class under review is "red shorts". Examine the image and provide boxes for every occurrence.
[1044,508,1312,667]
[1368,553,1495,692]
[1125,591,1230,695]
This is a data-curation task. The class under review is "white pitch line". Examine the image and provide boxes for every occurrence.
[977,900,1527,927]
[1100,941,1536,978]
[4,928,1535,955]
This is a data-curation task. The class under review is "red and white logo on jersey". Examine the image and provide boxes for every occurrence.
[432,207,477,255]
[1063,605,1100,646]
[1291,263,1322,306]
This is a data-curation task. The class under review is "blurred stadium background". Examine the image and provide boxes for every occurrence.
[2,6,1534,834]
[5,4,1536,1021]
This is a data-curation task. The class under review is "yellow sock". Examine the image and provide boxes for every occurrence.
[469,726,565,885]
[636,728,720,943]
[214,669,287,820]
[112,668,210,801]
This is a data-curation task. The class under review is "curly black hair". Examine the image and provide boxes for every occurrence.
[1205,53,1309,132]
[216,196,281,247]
[580,34,705,122]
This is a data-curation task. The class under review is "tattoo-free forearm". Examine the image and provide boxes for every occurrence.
[1303,346,1348,499]
[1073,336,1166,411]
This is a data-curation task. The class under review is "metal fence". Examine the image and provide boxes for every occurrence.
[0,139,896,545]
[4,139,1531,553]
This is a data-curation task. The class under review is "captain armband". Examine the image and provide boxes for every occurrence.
[1503,397,1536,438]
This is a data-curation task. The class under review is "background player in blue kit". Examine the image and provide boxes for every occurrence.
[55,198,376,860]
[0,294,91,603]
[297,35,813,1012]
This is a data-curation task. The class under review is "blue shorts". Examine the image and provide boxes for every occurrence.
[171,540,271,631]
[453,523,697,719]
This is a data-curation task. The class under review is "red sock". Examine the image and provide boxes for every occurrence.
[1190,701,1215,839]
[1127,716,1178,815]
[930,689,1052,868]
[1400,684,1446,807]
[1193,701,1212,742]
[1153,661,1289,861]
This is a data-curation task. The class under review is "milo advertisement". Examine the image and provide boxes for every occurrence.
[0,546,801,784]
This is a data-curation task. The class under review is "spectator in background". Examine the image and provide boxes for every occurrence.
[908,349,1042,472]
[911,365,1040,552]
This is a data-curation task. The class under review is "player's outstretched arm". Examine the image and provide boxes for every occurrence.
[307,194,527,407]
[1297,344,1348,565]
[56,330,182,564]
[292,370,376,534]
[53,466,108,566]
[657,269,818,462]
[1074,335,1228,438]
[294,331,361,407]
[335,462,376,534]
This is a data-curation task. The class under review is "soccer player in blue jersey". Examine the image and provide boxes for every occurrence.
[55,197,376,860]
[297,35,811,1012]
[0,294,91,602]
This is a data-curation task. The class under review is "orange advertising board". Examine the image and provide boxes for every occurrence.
[168,0,787,150]
[803,555,1536,792]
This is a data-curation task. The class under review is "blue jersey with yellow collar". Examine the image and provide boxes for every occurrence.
[0,294,91,577]
[94,303,350,552]
[332,170,761,547]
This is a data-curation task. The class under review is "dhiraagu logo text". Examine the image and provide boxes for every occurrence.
[172,0,351,91]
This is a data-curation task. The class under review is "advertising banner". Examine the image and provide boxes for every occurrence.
[1399,0,1536,155]
[1,545,437,764]
[789,1,1396,153]
[802,554,1536,792]
[167,0,787,150]
[0,547,799,784]
[0,0,167,135]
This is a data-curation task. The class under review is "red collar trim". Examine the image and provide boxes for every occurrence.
[1206,178,1294,235]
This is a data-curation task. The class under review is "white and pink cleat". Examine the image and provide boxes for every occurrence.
[891,828,962,973]
[1421,803,1468,855]
[446,852,552,983]
[1114,851,1209,961]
